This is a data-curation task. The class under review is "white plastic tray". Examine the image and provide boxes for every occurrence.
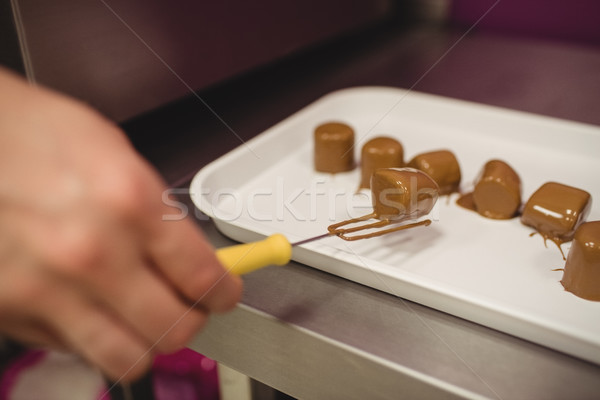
[190,87,600,365]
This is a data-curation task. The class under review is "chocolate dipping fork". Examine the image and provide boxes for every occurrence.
[217,168,439,275]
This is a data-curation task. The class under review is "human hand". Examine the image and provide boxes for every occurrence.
[0,68,242,381]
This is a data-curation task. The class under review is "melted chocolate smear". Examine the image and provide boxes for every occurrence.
[456,192,476,211]
[327,212,432,241]
[528,231,567,260]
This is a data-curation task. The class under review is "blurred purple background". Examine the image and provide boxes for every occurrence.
[450,0,600,47]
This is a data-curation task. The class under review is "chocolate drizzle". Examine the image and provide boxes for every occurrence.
[328,216,431,241]
[328,168,438,241]
[528,231,567,260]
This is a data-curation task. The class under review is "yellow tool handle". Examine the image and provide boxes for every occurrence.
[216,234,292,275]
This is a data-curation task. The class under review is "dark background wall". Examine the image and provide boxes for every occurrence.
[3,0,394,121]
[3,0,599,123]
[450,0,600,47]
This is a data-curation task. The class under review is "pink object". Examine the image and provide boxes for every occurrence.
[0,348,218,400]
[0,350,46,400]
[153,349,219,400]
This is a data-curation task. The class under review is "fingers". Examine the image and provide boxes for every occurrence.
[0,316,66,350]
[144,216,243,312]
[134,174,243,311]
[3,254,212,381]
[39,289,154,382]
[82,153,243,314]
[0,272,153,382]
[81,131,243,314]
[4,221,213,377]
[87,255,210,353]
[32,219,213,354]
